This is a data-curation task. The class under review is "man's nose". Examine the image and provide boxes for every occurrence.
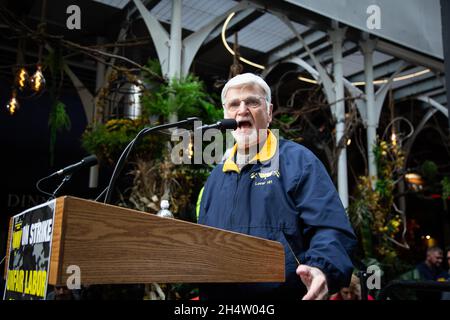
[236,100,249,114]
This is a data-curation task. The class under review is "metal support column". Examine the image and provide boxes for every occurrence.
[168,0,182,80]
[440,0,450,131]
[361,39,378,188]
[90,37,106,188]
[168,0,182,123]
[329,25,349,209]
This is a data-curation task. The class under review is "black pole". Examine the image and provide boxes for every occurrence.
[51,174,72,199]
[440,0,450,133]
[358,270,369,300]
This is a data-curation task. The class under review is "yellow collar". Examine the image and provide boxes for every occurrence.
[223,129,278,173]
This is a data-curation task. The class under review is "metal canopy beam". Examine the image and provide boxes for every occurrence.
[268,31,358,69]
[265,30,327,65]
[431,94,447,105]
[417,96,449,117]
[264,28,316,57]
[303,42,358,67]
[123,0,160,20]
[285,0,443,57]
[198,8,263,54]
[250,0,444,71]
[376,40,444,72]
[205,8,260,44]
[428,88,447,98]
[133,0,251,77]
[393,75,445,100]
[348,58,406,82]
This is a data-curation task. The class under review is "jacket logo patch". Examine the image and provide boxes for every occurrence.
[250,170,280,186]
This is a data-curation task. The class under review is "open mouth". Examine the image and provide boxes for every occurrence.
[237,120,253,129]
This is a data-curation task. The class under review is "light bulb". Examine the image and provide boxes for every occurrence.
[30,65,45,92]
[16,67,29,90]
[6,92,19,115]
[391,133,397,146]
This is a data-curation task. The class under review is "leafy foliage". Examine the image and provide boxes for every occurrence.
[48,101,71,164]
[421,160,438,181]
[81,118,164,165]
[141,74,222,123]
[117,156,209,219]
[348,138,407,279]
[44,45,72,166]
[441,176,450,209]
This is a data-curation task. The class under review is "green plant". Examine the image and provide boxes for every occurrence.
[44,45,72,165]
[141,74,222,123]
[348,137,407,280]
[421,160,438,181]
[81,118,164,164]
[49,101,71,164]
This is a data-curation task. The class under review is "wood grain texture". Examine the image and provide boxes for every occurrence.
[49,196,285,285]
[48,197,67,285]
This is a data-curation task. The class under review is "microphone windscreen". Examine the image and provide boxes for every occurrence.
[82,155,98,167]
[220,119,238,130]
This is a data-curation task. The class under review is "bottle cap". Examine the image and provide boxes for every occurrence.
[161,200,169,209]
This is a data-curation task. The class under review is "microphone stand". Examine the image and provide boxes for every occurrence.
[52,174,73,199]
[103,117,200,204]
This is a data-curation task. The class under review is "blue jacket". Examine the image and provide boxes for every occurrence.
[198,130,356,300]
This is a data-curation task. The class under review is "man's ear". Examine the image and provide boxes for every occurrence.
[267,103,273,127]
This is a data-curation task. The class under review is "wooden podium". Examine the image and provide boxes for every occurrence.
[5,196,285,286]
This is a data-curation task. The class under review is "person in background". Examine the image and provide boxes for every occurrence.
[396,246,448,300]
[441,247,450,300]
[416,246,447,282]
[329,274,374,300]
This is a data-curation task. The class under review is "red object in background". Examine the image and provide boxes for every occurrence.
[330,293,375,300]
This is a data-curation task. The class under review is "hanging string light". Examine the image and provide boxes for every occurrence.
[16,67,29,90]
[390,132,397,146]
[6,91,19,115]
[30,64,45,92]
[6,0,47,116]
[29,0,47,94]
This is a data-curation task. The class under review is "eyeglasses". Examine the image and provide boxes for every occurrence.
[223,95,265,111]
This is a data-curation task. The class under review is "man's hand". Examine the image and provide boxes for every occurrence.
[296,265,329,300]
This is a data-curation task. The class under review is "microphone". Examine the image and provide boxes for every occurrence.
[196,119,238,131]
[49,155,98,178]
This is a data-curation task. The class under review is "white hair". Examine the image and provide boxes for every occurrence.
[221,73,272,110]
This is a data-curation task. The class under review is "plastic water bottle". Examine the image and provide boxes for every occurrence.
[156,200,173,218]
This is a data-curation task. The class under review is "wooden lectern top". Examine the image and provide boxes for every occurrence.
[43,196,285,285]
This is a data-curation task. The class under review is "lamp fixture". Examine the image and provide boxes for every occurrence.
[30,65,45,92]
[16,67,29,90]
[221,12,265,70]
[6,91,19,115]
[390,132,397,146]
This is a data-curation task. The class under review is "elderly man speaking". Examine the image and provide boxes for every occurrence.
[198,73,356,300]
